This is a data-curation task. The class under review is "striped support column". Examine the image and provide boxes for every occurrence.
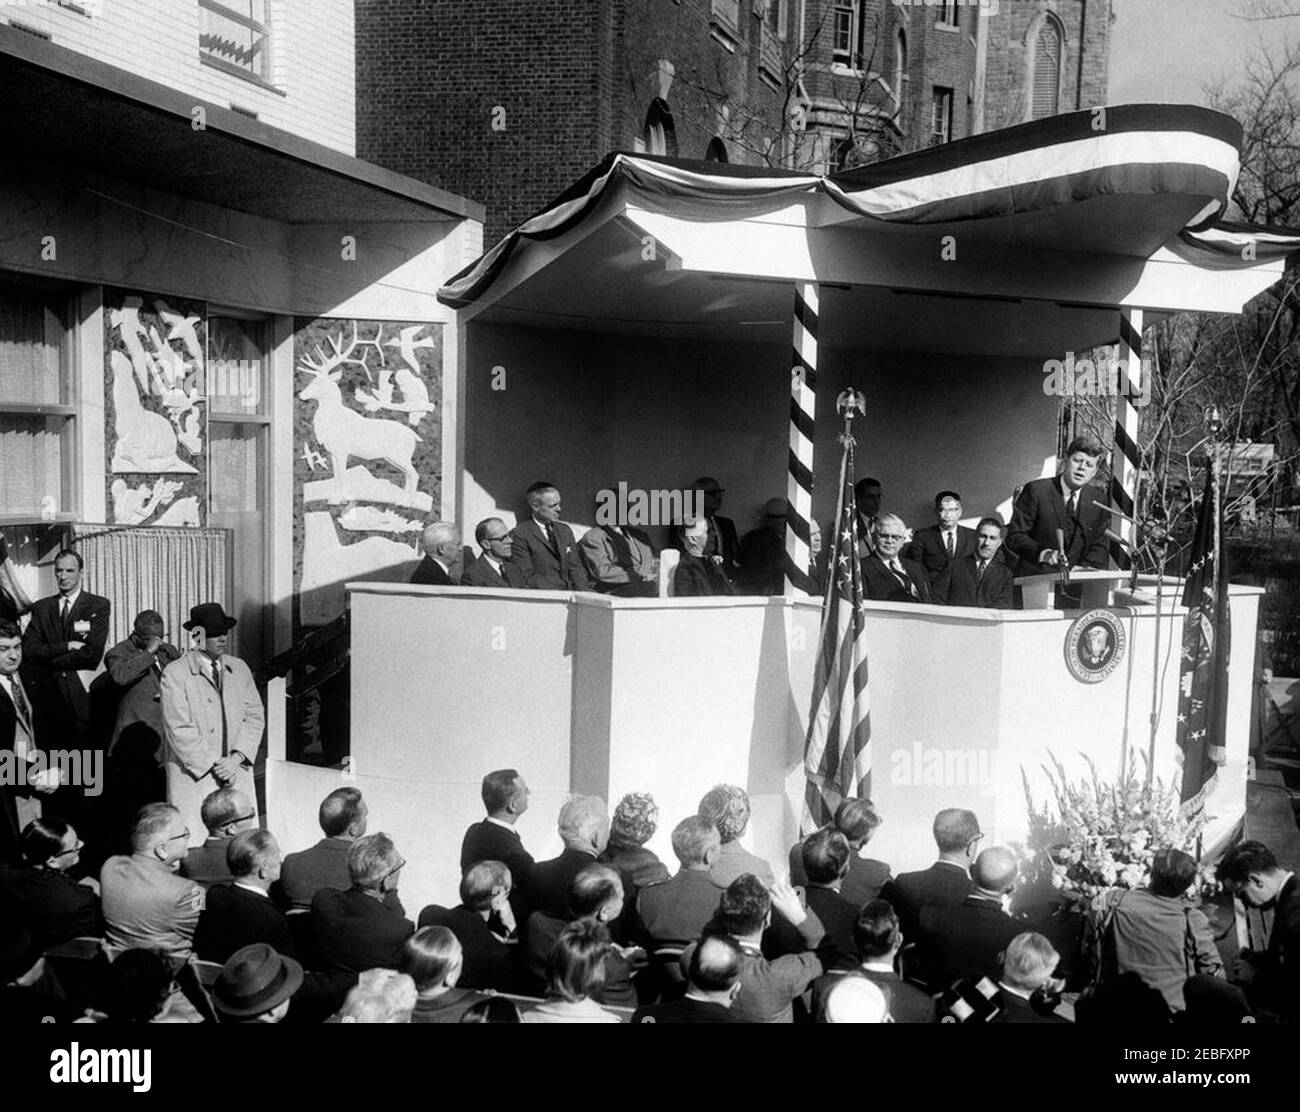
[1110,308,1144,569]
[786,281,818,596]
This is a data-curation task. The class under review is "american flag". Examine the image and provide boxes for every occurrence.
[802,431,872,832]
[1175,463,1231,818]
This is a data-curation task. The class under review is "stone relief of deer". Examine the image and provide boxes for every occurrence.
[297,323,423,506]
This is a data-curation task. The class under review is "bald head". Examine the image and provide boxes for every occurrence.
[972,846,1018,894]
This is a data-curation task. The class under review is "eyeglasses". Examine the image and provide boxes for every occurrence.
[229,814,256,826]
[486,535,511,544]
[53,839,84,858]
[875,533,906,542]
[381,858,406,884]
[162,829,191,846]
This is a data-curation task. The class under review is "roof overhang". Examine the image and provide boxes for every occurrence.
[0,25,483,226]
[440,106,1300,356]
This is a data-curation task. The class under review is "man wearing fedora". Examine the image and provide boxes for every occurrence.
[212,942,303,1023]
[161,603,264,849]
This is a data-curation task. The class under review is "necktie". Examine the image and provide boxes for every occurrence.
[1066,492,1078,518]
[60,597,71,635]
[211,660,223,693]
[9,677,31,733]
[890,560,915,597]
[545,522,558,553]
[977,560,987,579]
[946,532,955,558]
[606,528,635,571]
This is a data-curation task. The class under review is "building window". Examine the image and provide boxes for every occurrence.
[643,99,678,157]
[930,87,953,145]
[1030,16,1063,119]
[711,0,741,32]
[199,0,272,85]
[936,1,958,26]
[833,2,868,70]
[0,281,75,521]
[893,29,908,107]
[705,137,729,163]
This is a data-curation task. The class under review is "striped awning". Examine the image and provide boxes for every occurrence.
[439,104,1300,310]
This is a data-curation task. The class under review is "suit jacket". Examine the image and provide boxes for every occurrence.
[668,514,740,579]
[1263,873,1299,1020]
[276,837,408,915]
[578,525,658,592]
[0,666,65,866]
[767,885,858,972]
[916,894,1023,989]
[863,551,935,603]
[672,551,734,598]
[178,836,233,887]
[312,886,414,972]
[633,996,741,1023]
[104,636,181,754]
[637,868,725,948]
[460,554,527,590]
[1005,477,1109,572]
[788,844,891,908]
[411,987,494,1023]
[507,519,592,591]
[160,651,264,848]
[194,881,296,964]
[524,847,600,921]
[418,904,519,993]
[410,555,453,586]
[992,988,1070,1024]
[934,554,1015,609]
[905,524,978,583]
[861,554,933,604]
[0,863,102,948]
[810,967,937,1023]
[459,819,534,880]
[22,591,111,735]
[736,526,785,596]
[523,911,636,1006]
[880,861,972,941]
[100,852,205,959]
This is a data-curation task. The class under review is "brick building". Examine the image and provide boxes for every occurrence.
[357,0,1113,241]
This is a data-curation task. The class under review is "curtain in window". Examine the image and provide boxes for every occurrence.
[72,525,230,653]
[0,415,65,517]
[0,291,63,406]
[1031,21,1062,120]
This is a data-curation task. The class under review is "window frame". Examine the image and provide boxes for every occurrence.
[930,86,953,146]
[198,0,281,93]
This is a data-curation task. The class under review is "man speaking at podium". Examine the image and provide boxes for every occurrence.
[1005,438,1110,574]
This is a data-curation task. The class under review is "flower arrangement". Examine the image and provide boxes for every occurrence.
[1018,750,1214,899]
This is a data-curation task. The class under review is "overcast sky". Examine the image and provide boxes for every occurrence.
[1109,0,1296,105]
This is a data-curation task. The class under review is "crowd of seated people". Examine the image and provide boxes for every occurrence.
[4,763,1293,1026]
[409,463,1096,608]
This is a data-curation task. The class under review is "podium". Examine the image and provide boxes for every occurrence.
[1015,569,1142,610]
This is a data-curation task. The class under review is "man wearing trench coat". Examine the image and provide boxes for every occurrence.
[161,603,264,848]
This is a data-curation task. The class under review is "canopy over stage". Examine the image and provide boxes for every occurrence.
[258,106,1300,908]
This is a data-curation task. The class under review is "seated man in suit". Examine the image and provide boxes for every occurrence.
[508,482,591,590]
[419,859,519,993]
[179,786,255,887]
[905,491,978,586]
[934,517,1016,609]
[812,898,936,1023]
[698,784,774,888]
[667,477,740,581]
[279,787,391,911]
[100,803,205,960]
[880,807,980,941]
[632,934,743,1023]
[311,832,414,972]
[524,795,610,922]
[637,816,724,949]
[789,797,890,908]
[0,817,101,949]
[579,501,659,597]
[461,519,527,589]
[460,768,533,879]
[862,515,933,603]
[410,521,462,586]
[915,845,1022,990]
[736,498,791,596]
[993,932,1070,1023]
[1005,437,1110,574]
[673,517,734,597]
[523,864,641,1007]
[195,829,295,963]
[770,829,857,972]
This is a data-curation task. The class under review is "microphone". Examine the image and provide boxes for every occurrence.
[1054,527,1070,586]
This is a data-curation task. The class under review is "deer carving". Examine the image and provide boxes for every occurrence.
[297,324,422,506]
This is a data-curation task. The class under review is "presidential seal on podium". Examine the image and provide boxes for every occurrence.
[1064,608,1125,683]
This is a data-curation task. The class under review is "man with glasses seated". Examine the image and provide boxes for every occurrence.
[861,514,933,604]
[179,786,255,887]
[879,809,981,945]
[0,817,101,949]
[100,802,205,960]
[312,832,414,973]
